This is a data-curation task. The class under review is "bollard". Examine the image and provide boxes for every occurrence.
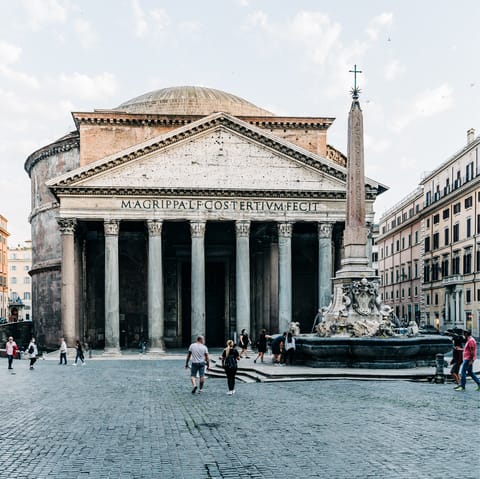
[434,353,445,384]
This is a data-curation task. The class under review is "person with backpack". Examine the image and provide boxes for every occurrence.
[221,340,240,395]
[27,337,38,370]
[59,337,68,365]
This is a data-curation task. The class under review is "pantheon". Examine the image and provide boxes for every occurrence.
[25,86,386,352]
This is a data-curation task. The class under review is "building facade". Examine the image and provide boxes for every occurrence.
[25,86,386,350]
[378,129,480,335]
[0,215,9,321]
[7,241,32,322]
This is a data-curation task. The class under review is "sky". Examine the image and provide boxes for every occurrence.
[0,0,479,246]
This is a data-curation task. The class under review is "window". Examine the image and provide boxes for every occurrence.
[432,261,440,281]
[408,234,411,247]
[414,286,418,296]
[11,265,16,271]
[478,214,480,234]
[466,218,471,238]
[426,218,430,227]
[463,250,472,274]
[424,236,431,252]
[415,231,419,244]
[466,290,471,303]
[23,277,30,284]
[442,258,449,277]
[434,293,439,305]
[444,228,449,246]
[424,263,431,282]
[386,245,389,256]
[443,208,450,219]
[402,289,405,298]
[433,233,439,249]
[465,196,473,208]
[396,240,400,252]
[11,277,17,284]
[453,202,461,214]
[452,254,460,274]
[477,248,480,272]
[453,223,459,242]
[23,292,31,300]
[426,295,430,306]
[24,265,29,271]
[433,214,440,224]
[414,262,418,278]
[466,162,474,181]
[396,290,399,299]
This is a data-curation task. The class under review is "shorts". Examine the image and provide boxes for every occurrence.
[450,362,461,374]
[191,362,206,377]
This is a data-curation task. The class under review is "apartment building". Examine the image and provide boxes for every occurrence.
[0,215,9,321]
[8,240,32,321]
[378,129,480,335]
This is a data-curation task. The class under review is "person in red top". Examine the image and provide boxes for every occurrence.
[455,330,480,391]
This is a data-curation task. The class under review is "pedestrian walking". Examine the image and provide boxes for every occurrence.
[284,332,296,365]
[5,336,18,370]
[74,340,85,365]
[27,337,38,370]
[449,335,463,385]
[455,330,480,391]
[254,329,268,364]
[239,329,250,358]
[59,337,68,365]
[185,336,209,394]
[221,340,240,395]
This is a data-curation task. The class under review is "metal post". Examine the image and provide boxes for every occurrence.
[434,353,445,384]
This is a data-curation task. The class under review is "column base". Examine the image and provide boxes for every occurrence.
[146,347,166,356]
[102,347,121,357]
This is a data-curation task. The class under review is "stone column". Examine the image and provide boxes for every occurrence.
[190,221,206,343]
[147,220,165,353]
[236,220,251,336]
[104,220,120,355]
[450,292,456,323]
[366,223,373,268]
[318,222,333,310]
[278,222,293,333]
[455,290,460,325]
[444,291,449,323]
[58,218,77,346]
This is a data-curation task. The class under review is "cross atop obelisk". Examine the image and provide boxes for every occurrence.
[349,64,362,98]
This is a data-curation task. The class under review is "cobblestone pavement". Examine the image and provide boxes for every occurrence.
[0,359,479,479]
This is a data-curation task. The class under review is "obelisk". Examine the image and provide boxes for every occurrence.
[337,66,372,278]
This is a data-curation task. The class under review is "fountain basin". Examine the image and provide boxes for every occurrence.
[295,334,452,369]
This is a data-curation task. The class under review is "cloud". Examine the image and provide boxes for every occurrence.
[0,40,22,65]
[151,9,171,32]
[132,0,149,37]
[366,12,393,41]
[364,134,390,153]
[20,0,68,31]
[74,19,98,49]
[178,21,203,33]
[384,59,405,80]
[392,84,454,131]
[58,72,119,100]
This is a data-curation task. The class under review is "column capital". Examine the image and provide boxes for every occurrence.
[104,219,120,236]
[318,222,334,239]
[190,220,206,238]
[278,222,293,238]
[147,219,163,236]
[57,217,77,235]
[235,220,251,237]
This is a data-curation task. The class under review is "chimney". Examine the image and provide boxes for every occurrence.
[467,128,475,144]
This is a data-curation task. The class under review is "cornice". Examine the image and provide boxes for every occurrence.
[25,133,80,175]
[72,111,335,130]
[30,260,61,275]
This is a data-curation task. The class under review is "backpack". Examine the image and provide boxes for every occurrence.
[28,345,34,354]
[224,352,237,370]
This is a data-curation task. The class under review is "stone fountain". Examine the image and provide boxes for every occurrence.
[295,68,451,368]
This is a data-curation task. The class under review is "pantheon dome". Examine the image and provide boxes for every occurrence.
[115,85,273,116]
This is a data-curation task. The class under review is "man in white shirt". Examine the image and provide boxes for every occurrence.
[185,336,209,394]
[59,337,68,365]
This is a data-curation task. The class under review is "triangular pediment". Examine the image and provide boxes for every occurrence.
[48,112,383,196]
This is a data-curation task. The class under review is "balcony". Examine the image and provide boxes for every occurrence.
[442,275,464,286]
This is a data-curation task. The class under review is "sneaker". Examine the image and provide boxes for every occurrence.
[454,386,465,391]
[198,388,204,394]
[73,363,77,366]
[232,390,235,395]
[191,386,197,394]
[227,391,232,396]
[82,362,86,366]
